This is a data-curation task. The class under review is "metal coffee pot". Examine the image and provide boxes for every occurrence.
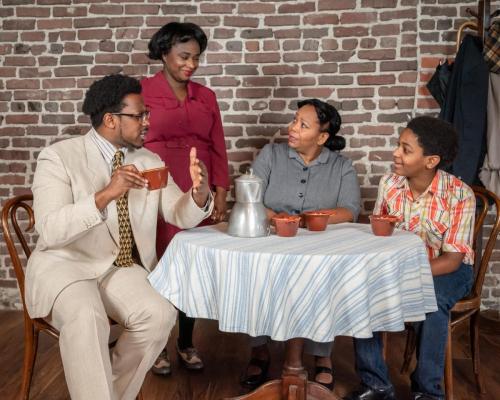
[227,168,270,237]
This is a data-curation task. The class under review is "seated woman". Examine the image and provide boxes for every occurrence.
[242,99,361,390]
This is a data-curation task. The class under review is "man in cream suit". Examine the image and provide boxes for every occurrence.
[25,74,213,400]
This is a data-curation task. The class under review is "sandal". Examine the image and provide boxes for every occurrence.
[314,365,334,390]
[240,357,270,389]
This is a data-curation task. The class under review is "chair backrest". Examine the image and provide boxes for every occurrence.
[471,186,500,299]
[1,193,34,309]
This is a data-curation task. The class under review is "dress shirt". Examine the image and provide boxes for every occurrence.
[374,170,475,265]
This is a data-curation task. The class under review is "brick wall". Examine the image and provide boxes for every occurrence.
[0,0,499,310]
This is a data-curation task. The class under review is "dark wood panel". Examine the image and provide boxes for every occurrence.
[0,310,498,400]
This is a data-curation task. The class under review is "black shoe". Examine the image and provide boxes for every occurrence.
[343,385,396,400]
[240,358,269,389]
[412,393,440,400]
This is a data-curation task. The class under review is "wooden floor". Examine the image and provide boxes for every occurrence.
[0,310,499,400]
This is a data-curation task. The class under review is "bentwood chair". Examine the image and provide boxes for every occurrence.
[398,186,500,400]
[1,194,144,400]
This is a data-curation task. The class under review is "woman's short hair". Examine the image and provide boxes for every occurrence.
[406,116,458,169]
[148,22,208,60]
[297,99,345,151]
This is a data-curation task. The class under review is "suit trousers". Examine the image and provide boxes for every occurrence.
[47,264,176,400]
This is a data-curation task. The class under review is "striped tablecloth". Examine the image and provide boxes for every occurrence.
[148,222,437,342]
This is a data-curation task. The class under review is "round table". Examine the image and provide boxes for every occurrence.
[149,222,437,399]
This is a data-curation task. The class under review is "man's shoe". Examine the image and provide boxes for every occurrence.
[240,358,270,389]
[412,392,440,400]
[176,344,204,370]
[343,385,396,400]
[151,349,171,376]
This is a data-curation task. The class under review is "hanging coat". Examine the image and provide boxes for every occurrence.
[440,35,489,186]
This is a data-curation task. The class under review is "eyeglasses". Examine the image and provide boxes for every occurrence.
[111,110,150,123]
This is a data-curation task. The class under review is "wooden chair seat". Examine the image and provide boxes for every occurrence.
[1,194,144,400]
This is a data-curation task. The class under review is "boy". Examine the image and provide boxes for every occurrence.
[345,116,475,400]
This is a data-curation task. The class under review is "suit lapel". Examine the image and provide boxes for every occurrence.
[84,132,120,246]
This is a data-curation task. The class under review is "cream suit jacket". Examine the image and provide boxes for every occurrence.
[26,129,212,318]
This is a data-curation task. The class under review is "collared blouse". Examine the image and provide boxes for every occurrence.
[141,71,229,191]
[251,143,361,220]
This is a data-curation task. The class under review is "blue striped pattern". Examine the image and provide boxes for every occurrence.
[148,223,437,342]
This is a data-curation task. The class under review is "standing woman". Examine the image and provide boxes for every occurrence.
[142,22,230,375]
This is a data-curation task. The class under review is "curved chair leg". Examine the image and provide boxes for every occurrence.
[401,325,416,374]
[136,389,144,400]
[20,320,38,400]
[470,311,485,393]
[444,326,453,400]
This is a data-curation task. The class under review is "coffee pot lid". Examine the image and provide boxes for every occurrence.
[235,168,262,183]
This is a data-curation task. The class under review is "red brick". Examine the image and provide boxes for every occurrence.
[13,90,47,100]
[74,17,108,28]
[340,12,377,24]
[224,16,259,28]
[161,5,197,14]
[124,4,159,14]
[16,7,50,17]
[260,113,293,124]
[53,6,87,17]
[301,88,334,98]
[235,89,272,99]
[321,50,354,62]
[339,62,376,73]
[265,15,300,26]
[380,8,416,21]
[274,29,301,39]
[90,65,123,75]
[42,114,75,124]
[4,115,38,125]
[207,53,242,64]
[201,3,235,14]
[381,60,417,71]
[37,18,72,29]
[89,4,123,14]
[245,53,281,63]
[21,32,46,41]
[0,68,16,77]
[302,63,338,74]
[358,49,396,60]
[3,56,35,66]
[243,77,277,87]
[338,88,374,98]
[372,24,400,36]
[26,126,58,135]
[262,65,299,75]
[109,17,143,28]
[6,79,39,89]
[280,77,316,87]
[283,52,318,62]
[303,14,339,25]
[319,76,353,85]
[238,3,275,14]
[185,16,220,27]
[358,75,396,85]
[3,19,35,30]
[95,54,129,64]
[78,29,113,41]
[42,78,76,89]
[273,88,299,98]
[210,77,240,87]
[319,0,356,10]
[334,26,369,37]
[362,0,397,7]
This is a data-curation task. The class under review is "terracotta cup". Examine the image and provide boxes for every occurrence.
[303,211,330,232]
[272,214,301,237]
[141,166,169,190]
[369,214,401,236]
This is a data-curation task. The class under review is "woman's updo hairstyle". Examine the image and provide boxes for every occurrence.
[148,22,208,60]
[297,99,345,151]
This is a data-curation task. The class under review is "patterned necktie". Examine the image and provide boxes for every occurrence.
[112,150,135,267]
